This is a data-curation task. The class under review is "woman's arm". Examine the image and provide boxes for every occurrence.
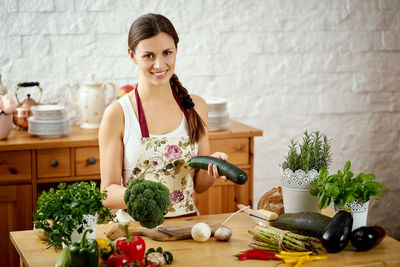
[99,101,127,209]
[191,95,228,194]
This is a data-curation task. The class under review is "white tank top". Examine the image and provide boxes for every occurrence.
[117,94,189,183]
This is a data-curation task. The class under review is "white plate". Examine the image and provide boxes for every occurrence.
[31,105,66,121]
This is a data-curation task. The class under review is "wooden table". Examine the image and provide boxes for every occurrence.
[10,213,400,267]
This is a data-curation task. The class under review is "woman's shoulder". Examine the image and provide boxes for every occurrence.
[190,94,207,110]
[190,94,208,122]
[99,100,124,133]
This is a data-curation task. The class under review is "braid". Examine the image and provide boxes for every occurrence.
[170,74,206,144]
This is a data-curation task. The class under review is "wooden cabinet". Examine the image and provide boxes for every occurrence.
[0,120,262,267]
[0,184,32,267]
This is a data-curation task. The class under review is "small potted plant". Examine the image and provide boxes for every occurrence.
[281,131,332,213]
[310,161,386,230]
[0,94,17,139]
[33,181,115,250]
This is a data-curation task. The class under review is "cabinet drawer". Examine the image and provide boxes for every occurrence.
[0,151,31,184]
[209,138,249,165]
[75,147,100,176]
[37,148,71,178]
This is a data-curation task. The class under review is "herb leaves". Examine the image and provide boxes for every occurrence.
[310,161,387,210]
[33,181,114,250]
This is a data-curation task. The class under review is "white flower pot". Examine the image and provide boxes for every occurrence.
[335,200,369,231]
[281,168,320,213]
[282,186,320,213]
[63,213,97,247]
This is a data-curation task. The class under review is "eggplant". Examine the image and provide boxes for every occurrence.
[350,226,386,251]
[321,210,353,253]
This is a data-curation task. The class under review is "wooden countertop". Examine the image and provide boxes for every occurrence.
[10,213,400,267]
[0,120,262,151]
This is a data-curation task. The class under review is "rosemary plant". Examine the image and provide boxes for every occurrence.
[282,131,332,172]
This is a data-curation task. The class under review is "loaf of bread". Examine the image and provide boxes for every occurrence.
[257,186,284,215]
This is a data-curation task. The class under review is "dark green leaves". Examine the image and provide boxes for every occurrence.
[282,131,332,172]
[310,161,387,209]
[33,181,115,250]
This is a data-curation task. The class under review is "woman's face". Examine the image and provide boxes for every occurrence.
[131,32,177,87]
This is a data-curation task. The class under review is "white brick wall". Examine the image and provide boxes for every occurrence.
[1,0,399,238]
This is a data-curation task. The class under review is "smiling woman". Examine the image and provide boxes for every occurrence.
[99,13,229,222]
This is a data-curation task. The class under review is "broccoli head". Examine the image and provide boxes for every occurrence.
[124,178,170,229]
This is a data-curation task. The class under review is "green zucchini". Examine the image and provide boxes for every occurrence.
[272,212,332,239]
[187,156,248,185]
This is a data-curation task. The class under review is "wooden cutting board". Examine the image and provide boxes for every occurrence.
[129,220,221,241]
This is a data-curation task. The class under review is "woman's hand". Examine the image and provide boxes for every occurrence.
[208,152,228,182]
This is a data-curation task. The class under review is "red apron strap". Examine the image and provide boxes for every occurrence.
[134,85,150,138]
[171,90,189,121]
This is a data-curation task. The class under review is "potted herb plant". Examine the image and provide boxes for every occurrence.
[281,131,332,213]
[310,161,386,230]
[33,181,115,250]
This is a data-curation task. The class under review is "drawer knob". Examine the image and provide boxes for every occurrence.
[88,157,96,165]
[50,160,59,167]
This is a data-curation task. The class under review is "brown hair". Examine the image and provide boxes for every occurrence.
[128,13,205,144]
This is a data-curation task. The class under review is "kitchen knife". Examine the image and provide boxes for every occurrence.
[155,226,181,236]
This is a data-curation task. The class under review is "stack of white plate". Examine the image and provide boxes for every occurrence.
[28,105,69,138]
[204,97,230,131]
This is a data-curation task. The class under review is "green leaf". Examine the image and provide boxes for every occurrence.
[344,161,351,173]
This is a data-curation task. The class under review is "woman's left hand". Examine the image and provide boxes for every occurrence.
[208,152,228,182]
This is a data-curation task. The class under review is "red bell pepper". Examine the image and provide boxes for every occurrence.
[115,223,146,263]
[104,251,131,267]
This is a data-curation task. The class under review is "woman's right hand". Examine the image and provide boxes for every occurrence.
[207,152,228,182]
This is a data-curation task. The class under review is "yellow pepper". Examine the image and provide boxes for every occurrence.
[294,256,307,267]
[280,251,312,256]
[96,238,114,267]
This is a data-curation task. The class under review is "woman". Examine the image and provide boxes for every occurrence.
[99,13,227,220]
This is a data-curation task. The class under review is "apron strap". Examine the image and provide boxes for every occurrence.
[134,85,189,138]
[134,85,150,138]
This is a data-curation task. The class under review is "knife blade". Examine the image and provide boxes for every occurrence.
[155,226,180,236]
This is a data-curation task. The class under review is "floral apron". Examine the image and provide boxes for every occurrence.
[123,87,198,218]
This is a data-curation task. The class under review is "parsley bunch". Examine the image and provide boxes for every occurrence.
[310,161,387,210]
[33,181,115,250]
[282,131,332,172]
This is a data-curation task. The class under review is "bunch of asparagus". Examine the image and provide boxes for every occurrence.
[248,224,323,254]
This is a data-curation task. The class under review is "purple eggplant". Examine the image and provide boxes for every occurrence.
[321,210,353,253]
[350,226,386,251]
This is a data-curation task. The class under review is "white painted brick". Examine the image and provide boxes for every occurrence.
[353,72,383,92]
[349,0,379,10]
[19,0,55,11]
[67,56,136,80]
[75,0,115,11]
[286,72,353,94]
[391,91,400,112]
[3,0,17,12]
[22,36,50,57]
[92,12,132,34]
[326,10,395,30]
[95,34,127,56]
[51,35,95,57]
[55,0,73,11]
[2,57,67,86]
[0,36,21,58]
[281,10,326,31]
[383,31,400,50]
[381,0,400,9]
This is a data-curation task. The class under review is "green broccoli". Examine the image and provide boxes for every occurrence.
[124,178,170,229]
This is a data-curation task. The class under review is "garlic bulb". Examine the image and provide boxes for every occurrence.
[214,226,232,241]
[191,222,211,242]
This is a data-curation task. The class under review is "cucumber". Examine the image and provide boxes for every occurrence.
[187,156,248,185]
[272,212,332,239]
[55,246,71,267]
